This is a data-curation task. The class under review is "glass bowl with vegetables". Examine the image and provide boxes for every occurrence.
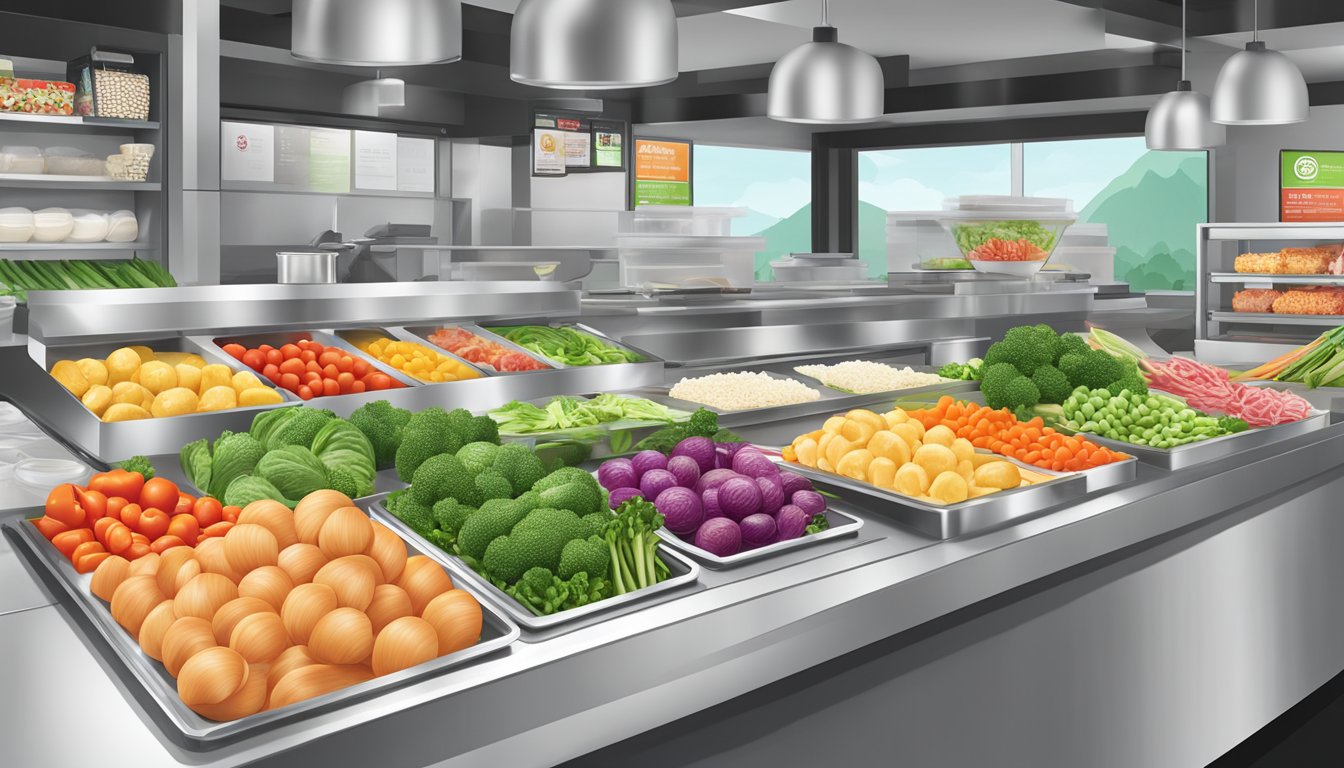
[938,196,1076,277]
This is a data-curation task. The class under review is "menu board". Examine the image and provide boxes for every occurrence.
[221,121,275,183]
[1282,150,1344,222]
[309,128,351,194]
[354,130,398,191]
[533,128,566,175]
[632,137,692,207]
[397,136,436,193]
[593,120,624,168]
[220,121,436,195]
[531,112,626,175]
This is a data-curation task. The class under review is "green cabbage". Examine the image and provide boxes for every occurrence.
[952,220,1058,253]
[256,445,330,500]
[179,438,212,494]
[208,431,266,500]
[249,407,299,448]
[223,475,296,509]
[311,419,376,497]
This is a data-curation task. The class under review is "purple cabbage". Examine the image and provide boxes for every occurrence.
[695,468,740,494]
[630,450,668,479]
[779,471,812,498]
[717,476,762,521]
[694,517,742,557]
[755,475,784,516]
[672,436,717,473]
[666,455,702,489]
[608,487,645,510]
[639,468,679,501]
[597,458,638,492]
[739,513,777,549]
[731,448,779,479]
[714,442,749,470]
[655,486,704,536]
[790,489,826,517]
[702,487,724,520]
[775,505,810,541]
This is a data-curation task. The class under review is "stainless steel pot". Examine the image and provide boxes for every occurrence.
[276,251,338,284]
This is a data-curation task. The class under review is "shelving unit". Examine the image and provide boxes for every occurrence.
[0,177,159,191]
[1194,222,1344,361]
[0,112,159,132]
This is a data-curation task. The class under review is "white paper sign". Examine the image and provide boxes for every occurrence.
[533,129,565,176]
[563,130,591,168]
[396,137,436,193]
[354,130,398,190]
[221,121,274,183]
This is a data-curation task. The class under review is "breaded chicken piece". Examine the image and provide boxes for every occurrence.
[1272,288,1344,315]
[1235,253,1286,274]
[1233,289,1282,313]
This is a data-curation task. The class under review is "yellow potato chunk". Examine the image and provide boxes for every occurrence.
[824,436,854,470]
[950,438,975,464]
[821,416,847,435]
[867,430,911,465]
[198,364,234,394]
[50,360,91,397]
[913,443,957,478]
[111,381,150,406]
[128,346,155,364]
[973,461,1022,491]
[238,387,283,407]
[883,409,910,428]
[868,457,898,489]
[781,445,798,462]
[175,363,202,393]
[198,385,238,412]
[840,419,876,446]
[890,422,923,449]
[231,370,265,391]
[81,385,113,417]
[102,403,151,422]
[968,485,998,499]
[957,460,975,482]
[151,387,200,418]
[835,448,874,481]
[816,457,834,473]
[844,409,885,430]
[75,358,109,387]
[105,347,142,384]
[138,361,178,395]
[928,471,969,504]
[794,437,819,467]
[155,352,207,368]
[894,463,931,497]
[969,452,1003,468]
[923,425,956,448]
[792,429,824,448]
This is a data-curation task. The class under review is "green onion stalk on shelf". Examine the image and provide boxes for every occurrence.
[0,257,176,302]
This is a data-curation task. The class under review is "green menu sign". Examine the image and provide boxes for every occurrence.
[632,137,692,207]
[1281,150,1344,222]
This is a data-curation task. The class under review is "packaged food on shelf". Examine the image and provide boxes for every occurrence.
[0,206,35,242]
[342,331,482,384]
[69,53,151,120]
[0,144,44,173]
[0,78,75,115]
[793,360,947,394]
[668,371,820,411]
[218,336,406,401]
[423,327,550,372]
[42,146,108,176]
[67,209,111,242]
[32,207,74,242]
[105,209,139,242]
[111,142,153,181]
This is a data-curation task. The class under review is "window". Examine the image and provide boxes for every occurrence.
[858,144,1012,276]
[693,145,811,280]
[1024,137,1207,292]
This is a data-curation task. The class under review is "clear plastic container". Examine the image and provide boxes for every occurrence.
[938,196,1076,276]
[616,233,764,290]
[105,209,138,242]
[770,259,868,283]
[67,209,111,242]
[32,207,74,243]
[1057,222,1109,248]
[42,146,107,176]
[0,296,15,338]
[0,145,44,174]
[0,206,34,242]
[886,212,960,270]
[1053,245,1116,283]
[618,206,747,237]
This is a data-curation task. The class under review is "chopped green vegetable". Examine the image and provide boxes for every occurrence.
[489,394,684,434]
[952,220,1058,255]
[487,325,644,366]
[115,456,155,481]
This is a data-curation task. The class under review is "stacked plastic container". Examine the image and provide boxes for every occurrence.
[1050,223,1116,283]
[0,402,91,510]
[886,211,963,270]
[615,206,764,291]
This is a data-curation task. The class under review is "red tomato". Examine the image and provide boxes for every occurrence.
[31,516,70,540]
[280,343,302,359]
[305,360,322,374]
[221,506,241,524]
[265,348,283,366]
[242,349,265,371]
[44,484,84,529]
[322,378,341,398]
[322,364,340,380]
[263,365,282,385]
[104,522,132,555]
[318,350,342,367]
[336,356,355,373]
[221,343,247,361]
[258,343,275,354]
[201,521,234,539]
[138,507,170,540]
[119,503,143,530]
[74,551,111,574]
[129,531,150,547]
[74,488,108,523]
[166,514,200,546]
[333,372,353,393]
[106,496,129,521]
[72,540,107,563]
[173,492,195,517]
[297,385,315,401]
[93,516,118,546]
[352,359,371,378]
[89,469,144,503]
[52,529,95,558]
[303,371,323,386]
[279,372,301,392]
[139,478,181,514]
[367,373,392,391]
[150,535,186,554]
[351,380,366,394]
[279,358,305,377]
[300,350,317,363]
[193,497,224,528]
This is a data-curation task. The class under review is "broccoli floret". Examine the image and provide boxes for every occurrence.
[388,491,436,538]
[1109,358,1149,395]
[492,444,547,494]
[431,498,477,538]
[394,427,457,484]
[685,408,720,438]
[482,507,587,584]
[532,466,597,493]
[456,498,531,561]
[538,480,603,516]
[266,408,336,451]
[1059,349,1125,391]
[473,471,513,504]
[980,362,1023,390]
[982,374,1041,412]
[579,512,610,539]
[558,536,610,580]
[938,362,971,380]
[983,325,1058,377]
[348,400,412,469]
[462,415,500,446]
[411,454,475,506]
[325,466,361,499]
[456,442,501,476]
[1031,364,1073,405]
[506,567,610,616]
[1055,333,1091,364]
[115,455,156,480]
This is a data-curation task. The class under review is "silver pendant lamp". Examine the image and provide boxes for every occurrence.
[767,0,885,124]
[510,0,679,89]
[1211,0,1309,125]
[292,0,463,66]
[1145,0,1224,149]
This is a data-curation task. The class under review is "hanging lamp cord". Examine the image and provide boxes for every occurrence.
[822,0,829,27]
[1180,0,1186,79]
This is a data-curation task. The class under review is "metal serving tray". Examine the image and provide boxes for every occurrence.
[479,322,656,370]
[371,497,701,632]
[782,457,1087,540]
[332,327,485,385]
[22,336,296,462]
[206,330,423,390]
[4,503,521,747]
[400,324,557,375]
[1063,409,1331,472]
[654,497,864,569]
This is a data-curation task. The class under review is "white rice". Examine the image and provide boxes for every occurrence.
[793,360,946,394]
[669,371,821,411]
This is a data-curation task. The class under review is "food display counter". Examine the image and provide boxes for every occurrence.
[3,281,1344,768]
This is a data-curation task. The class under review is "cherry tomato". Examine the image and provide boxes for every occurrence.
[352,359,370,378]
[44,484,84,529]
[303,371,323,386]
[336,356,355,373]
[336,372,355,394]
[222,506,242,524]
[193,497,224,528]
[258,343,275,354]
[52,529,95,558]
[138,507,170,540]
[367,373,392,391]
[279,358,305,377]
[221,343,247,361]
[322,364,340,380]
[297,385,315,401]
[166,514,200,546]
[322,378,341,398]
[265,348,283,367]
[351,380,366,394]
[93,516,118,546]
[280,372,301,392]
[305,360,323,375]
[201,521,234,539]
[74,551,111,574]
[106,496,129,521]
[89,469,144,504]
[300,350,317,363]
[318,350,342,367]
[173,492,195,517]
[72,540,107,563]
[119,503,143,530]
[74,488,108,524]
[139,478,181,517]
[104,523,132,555]
[242,349,266,371]
[32,515,70,540]
[280,343,302,360]
[150,534,186,554]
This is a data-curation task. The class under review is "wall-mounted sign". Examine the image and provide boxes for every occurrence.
[632,137,692,206]
[1281,150,1344,222]
[308,127,351,194]
[593,120,624,169]
[354,129,398,191]
[221,121,275,183]
[397,136,436,193]
[533,128,566,176]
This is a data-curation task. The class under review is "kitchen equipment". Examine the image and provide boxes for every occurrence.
[276,251,339,284]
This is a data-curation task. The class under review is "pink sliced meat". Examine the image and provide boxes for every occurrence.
[1145,357,1312,427]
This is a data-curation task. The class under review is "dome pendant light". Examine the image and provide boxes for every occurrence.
[1211,0,1309,125]
[292,0,463,66]
[768,0,885,124]
[510,0,679,90]
[1146,0,1224,149]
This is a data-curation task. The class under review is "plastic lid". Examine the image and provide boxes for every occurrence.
[944,195,1074,214]
[616,234,766,249]
[13,457,90,489]
[627,206,747,219]
[0,402,39,434]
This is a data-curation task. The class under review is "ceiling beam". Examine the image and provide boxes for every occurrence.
[1053,0,1344,39]
[671,0,779,17]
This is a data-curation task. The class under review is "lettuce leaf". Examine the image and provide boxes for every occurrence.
[311,419,376,497]
[256,445,330,500]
